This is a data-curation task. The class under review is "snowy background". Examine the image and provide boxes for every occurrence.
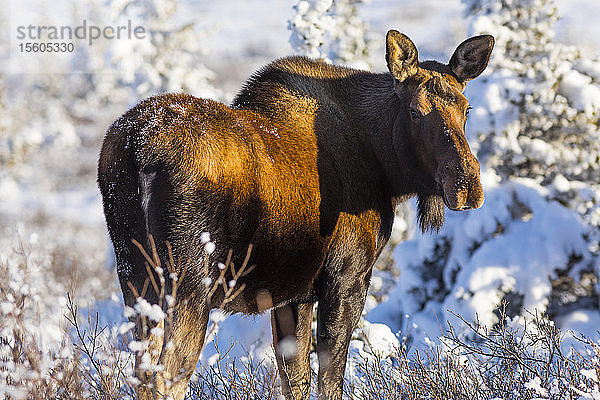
[1,0,600,397]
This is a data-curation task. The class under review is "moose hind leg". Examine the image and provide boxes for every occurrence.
[272,302,314,400]
[153,300,209,400]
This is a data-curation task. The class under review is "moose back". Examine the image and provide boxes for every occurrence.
[98,30,494,400]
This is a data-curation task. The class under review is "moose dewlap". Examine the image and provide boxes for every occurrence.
[98,30,493,400]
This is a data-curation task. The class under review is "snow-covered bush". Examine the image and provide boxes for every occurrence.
[0,75,80,167]
[108,0,220,101]
[289,0,378,68]
[0,238,79,399]
[350,309,600,400]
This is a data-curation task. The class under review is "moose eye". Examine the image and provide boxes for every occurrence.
[409,108,420,119]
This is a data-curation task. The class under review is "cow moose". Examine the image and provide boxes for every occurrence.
[98,30,494,400]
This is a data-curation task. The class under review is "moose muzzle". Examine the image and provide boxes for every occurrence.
[438,156,484,211]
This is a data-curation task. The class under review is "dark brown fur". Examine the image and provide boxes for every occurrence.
[98,31,493,400]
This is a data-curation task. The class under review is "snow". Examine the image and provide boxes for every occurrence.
[581,368,599,383]
[359,320,399,358]
[200,232,211,244]
[289,0,336,59]
[134,297,166,322]
[525,376,548,397]
[560,69,600,113]
[203,241,216,255]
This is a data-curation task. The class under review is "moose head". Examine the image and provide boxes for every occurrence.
[386,30,494,228]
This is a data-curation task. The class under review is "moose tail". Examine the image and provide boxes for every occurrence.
[98,130,169,307]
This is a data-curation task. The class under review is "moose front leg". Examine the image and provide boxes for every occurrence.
[272,302,315,400]
[315,270,371,400]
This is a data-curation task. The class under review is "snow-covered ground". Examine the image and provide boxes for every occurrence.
[1,0,600,397]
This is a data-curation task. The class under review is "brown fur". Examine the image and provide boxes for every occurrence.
[98,31,493,400]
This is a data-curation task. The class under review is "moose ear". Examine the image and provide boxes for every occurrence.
[386,30,418,82]
[449,35,494,82]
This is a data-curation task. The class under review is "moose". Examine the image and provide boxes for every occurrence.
[98,30,494,399]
